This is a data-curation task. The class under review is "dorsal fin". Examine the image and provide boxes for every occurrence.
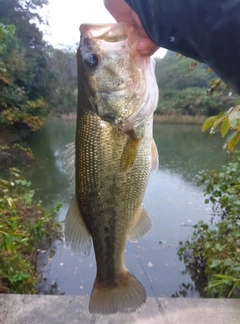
[61,142,75,191]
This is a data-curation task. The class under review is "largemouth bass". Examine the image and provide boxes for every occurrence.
[63,22,159,315]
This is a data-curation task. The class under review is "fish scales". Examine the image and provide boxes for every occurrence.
[76,110,151,279]
[63,22,159,315]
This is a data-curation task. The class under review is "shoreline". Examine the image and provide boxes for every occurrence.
[58,113,207,125]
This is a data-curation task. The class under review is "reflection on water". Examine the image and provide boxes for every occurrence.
[153,123,227,181]
[28,118,227,298]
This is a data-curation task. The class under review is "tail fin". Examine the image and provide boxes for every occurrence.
[89,271,146,314]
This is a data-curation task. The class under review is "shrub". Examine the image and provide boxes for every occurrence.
[0,168,62,293]
[178,152,240,297]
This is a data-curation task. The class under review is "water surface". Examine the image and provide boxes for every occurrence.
[28,118,227,298]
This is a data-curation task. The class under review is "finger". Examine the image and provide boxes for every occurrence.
[130,12,159,56]
[136,37,160,56]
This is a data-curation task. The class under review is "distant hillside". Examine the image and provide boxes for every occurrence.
[154,51,239,117]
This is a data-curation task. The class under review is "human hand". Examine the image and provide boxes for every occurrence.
[104,0,159,56]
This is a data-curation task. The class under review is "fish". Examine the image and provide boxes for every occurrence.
[62,22,159,315]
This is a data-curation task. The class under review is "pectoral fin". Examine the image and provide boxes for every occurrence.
[128,206,152,242]
[151,139,159,172]
[120,136,142,173]
[65,196,92,257]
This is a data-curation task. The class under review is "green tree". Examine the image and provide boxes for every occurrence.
[0,1,56,135]
[0,0,78,135]
[0,22,49,133]
[48,47,78,114]
[155,53,239,117]
[0,0,52,100]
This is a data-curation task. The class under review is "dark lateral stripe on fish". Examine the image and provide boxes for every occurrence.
[92,207,117,284]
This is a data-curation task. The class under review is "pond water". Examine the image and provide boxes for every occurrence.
[28,117,227,298]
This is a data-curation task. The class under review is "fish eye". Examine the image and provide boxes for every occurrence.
[84,54,100,69]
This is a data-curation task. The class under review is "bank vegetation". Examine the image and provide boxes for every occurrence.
[178,152,240,298]
[0,0,63,294]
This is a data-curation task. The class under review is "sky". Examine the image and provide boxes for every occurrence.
[43,0,167,57]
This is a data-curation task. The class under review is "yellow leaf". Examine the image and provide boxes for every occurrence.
[202,115,218,132]
[223,131,237,150]
[226,131,240,152]
[211,112,229,133]
[220,117,230,137]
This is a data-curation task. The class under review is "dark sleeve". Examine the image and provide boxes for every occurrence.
[125,0,240,94]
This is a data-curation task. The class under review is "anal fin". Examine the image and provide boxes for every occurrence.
[128,206,152,242]
[65,196,92,257]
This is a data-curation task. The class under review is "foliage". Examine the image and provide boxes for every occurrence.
[155,54,213,91]
[155,54,239,118]
[157,87,226,117]
[0,168,62,293]
[0,1,56,136]
[178,152,240,297]
[0,23,15,53]
[0,144,35,173]
[47,48,78,113]
[0,1,78,134]
[0,0,49,46]
[0,0,51,99]
[0,0,48,20]
[202,104,240,152]
[0,24,50,134]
